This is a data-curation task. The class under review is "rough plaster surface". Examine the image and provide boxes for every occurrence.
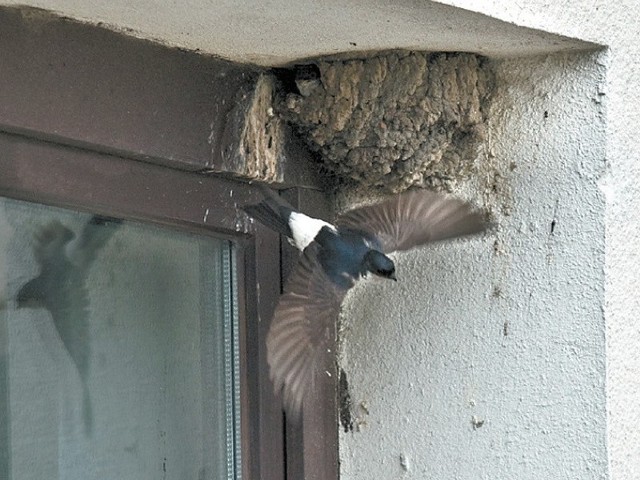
[432,5,640,476]
[339,52,607,479]
[279,52,494,193]
[0,1,596,66]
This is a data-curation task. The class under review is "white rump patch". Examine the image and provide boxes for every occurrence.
[288,212,335,251]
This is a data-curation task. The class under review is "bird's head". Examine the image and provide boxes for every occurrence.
[363,250,397,281]
[16,279,44,309]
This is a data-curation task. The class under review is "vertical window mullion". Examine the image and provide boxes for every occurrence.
[222,244,242,480]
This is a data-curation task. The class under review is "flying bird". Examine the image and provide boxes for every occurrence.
[243,186,486,418]
[17,215,122,435]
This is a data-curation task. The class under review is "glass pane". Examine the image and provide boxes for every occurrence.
[0,197,241,480]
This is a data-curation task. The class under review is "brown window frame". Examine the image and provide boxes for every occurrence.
[0,6,339,479]
[0,131,286,478]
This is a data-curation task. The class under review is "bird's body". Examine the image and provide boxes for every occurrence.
[17,215,121,435]
[288,212,335,251]
[314,225,393,289]
[243,186,486,418]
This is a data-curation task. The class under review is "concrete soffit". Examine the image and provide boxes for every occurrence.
[1,1,601,65]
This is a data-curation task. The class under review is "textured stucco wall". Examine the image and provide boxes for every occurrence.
[339,51,608,479]
[430,5,640,477]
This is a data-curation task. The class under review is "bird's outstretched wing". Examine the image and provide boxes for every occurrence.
[335,189,486,253]
[267,243,350,419]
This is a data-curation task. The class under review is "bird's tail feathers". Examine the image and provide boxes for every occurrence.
[243,186,295,238]
[243,203,293,238]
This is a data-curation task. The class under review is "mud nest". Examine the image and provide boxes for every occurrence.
[277,51,494,193]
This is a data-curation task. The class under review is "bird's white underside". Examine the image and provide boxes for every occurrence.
[288,212,335,251]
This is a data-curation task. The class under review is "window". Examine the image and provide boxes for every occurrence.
[2,198,240,479]
[0,7,337,479]
[0,132,285,479]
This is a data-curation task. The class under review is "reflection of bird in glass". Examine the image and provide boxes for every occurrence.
[17,215,121,435]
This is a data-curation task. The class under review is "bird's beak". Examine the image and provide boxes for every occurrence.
[390,273,397,282]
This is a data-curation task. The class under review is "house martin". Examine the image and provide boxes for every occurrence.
[244,187,486,418]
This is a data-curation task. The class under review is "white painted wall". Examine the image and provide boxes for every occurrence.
[429,7,640,478]
[338,0,640,475]
[340,51,608,479]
